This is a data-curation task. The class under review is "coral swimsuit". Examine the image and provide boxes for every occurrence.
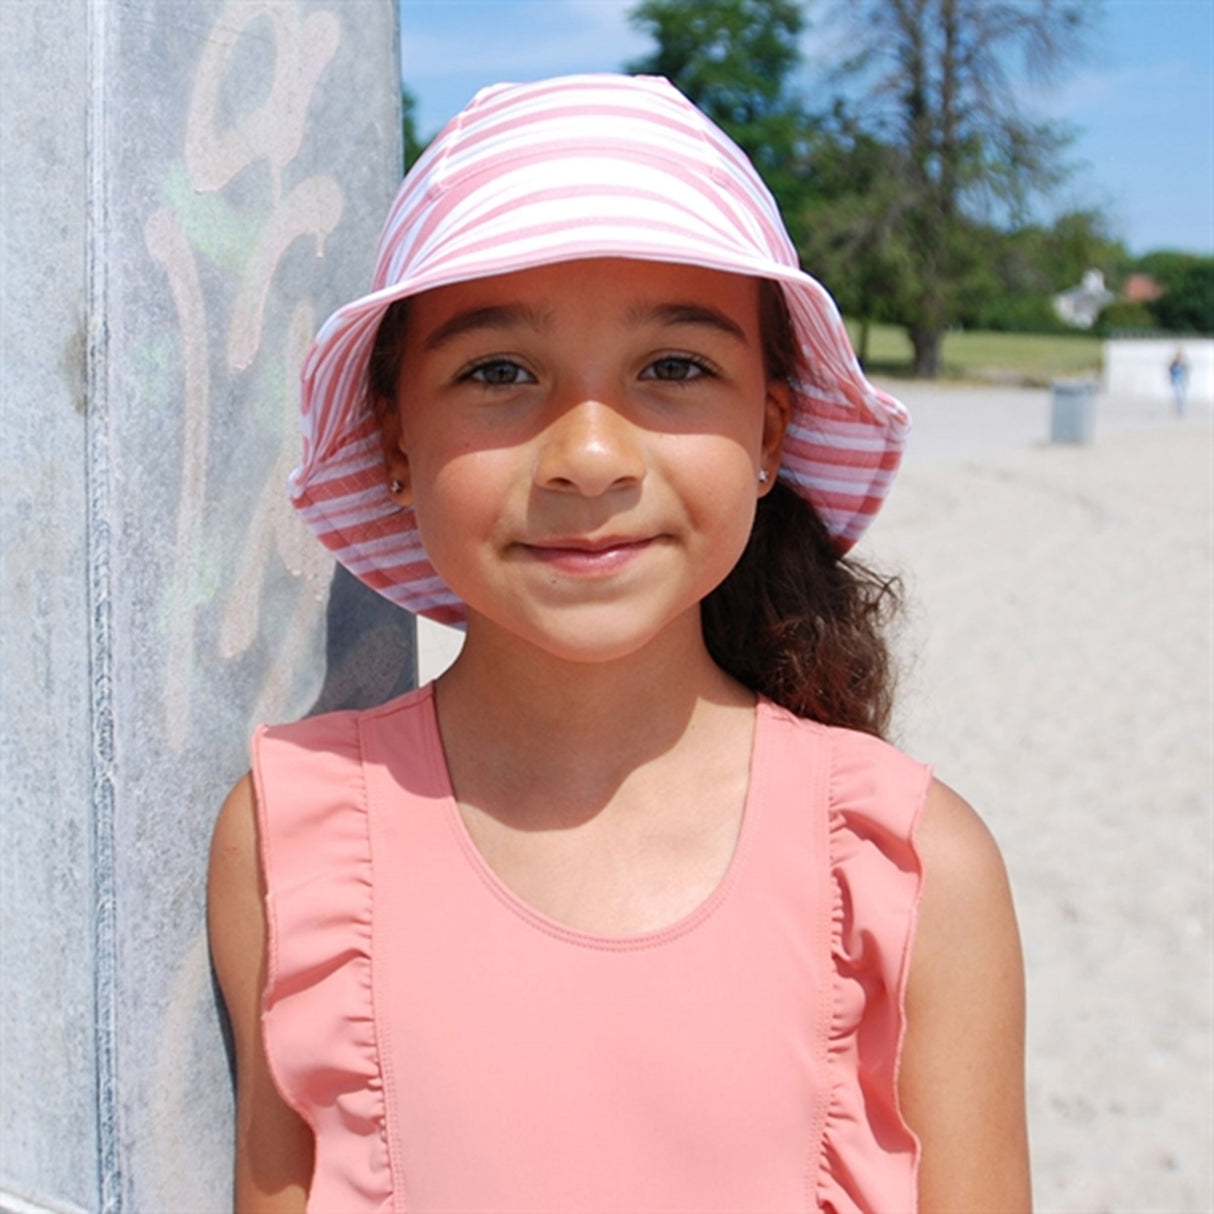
[253,685,929,1212]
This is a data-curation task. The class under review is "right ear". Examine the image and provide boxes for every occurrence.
[377,395,413,506]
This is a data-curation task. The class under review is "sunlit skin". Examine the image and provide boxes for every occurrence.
[379,257,789,673]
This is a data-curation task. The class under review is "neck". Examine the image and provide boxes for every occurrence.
[431,612,753,815]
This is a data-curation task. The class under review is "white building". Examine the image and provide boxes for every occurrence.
[1054,269,1116,329]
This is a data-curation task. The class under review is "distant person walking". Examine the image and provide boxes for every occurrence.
[1168,349,1190,416]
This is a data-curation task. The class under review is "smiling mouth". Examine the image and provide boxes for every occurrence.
[521,536,654,574]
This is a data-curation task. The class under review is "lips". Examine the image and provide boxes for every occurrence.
[520,535,655,575]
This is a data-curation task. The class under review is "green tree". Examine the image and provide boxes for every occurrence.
[1096,299,1157,334]
[402,85,426,172]
[1044,209,1126,292]
[829,0,1099,375]
[959,210,1126,333]
[795,116,918,363]
[1133,250,1204,286]
[626,0,814,245]
[1148,257,1214,334]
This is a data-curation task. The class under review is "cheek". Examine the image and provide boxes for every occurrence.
[407,444,513,556]
[712,481,760,570]
[665,434,760,549]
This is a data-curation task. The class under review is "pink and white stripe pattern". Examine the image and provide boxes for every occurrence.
[290,74,910,624]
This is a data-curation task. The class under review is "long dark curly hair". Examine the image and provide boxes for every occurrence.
[700,281,902,738]
[368,278,901,738]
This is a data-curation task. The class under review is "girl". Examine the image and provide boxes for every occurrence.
[209,74,1029,1212]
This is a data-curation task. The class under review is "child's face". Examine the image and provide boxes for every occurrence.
[380,257,789,666]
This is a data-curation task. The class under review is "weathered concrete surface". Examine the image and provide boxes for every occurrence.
[0,3,96,1210]
[1,2,409,1209]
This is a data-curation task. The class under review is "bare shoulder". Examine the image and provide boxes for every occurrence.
[915,778,1014,922]
[207,774,313,1212]
[900,778,1032,1213]
[906,778,1024,1036]
[207,773,264,1010]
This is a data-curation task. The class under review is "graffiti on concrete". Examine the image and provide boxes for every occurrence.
[144,0,343,753]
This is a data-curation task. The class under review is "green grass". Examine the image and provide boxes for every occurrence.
[843,320,1104,386]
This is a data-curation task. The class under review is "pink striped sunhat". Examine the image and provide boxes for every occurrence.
[291,73,909,624]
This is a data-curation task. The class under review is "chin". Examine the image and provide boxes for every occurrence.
[468,602,706,669]
[525,626,677,667]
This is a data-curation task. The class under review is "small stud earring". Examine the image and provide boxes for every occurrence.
[389,479,403,494]
[758,469,769,484]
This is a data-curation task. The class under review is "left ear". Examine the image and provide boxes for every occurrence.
[758,379,791,496]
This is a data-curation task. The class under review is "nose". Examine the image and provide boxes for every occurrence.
[534,395,646,497]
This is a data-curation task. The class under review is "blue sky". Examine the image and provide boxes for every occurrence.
[399,0,1212,257]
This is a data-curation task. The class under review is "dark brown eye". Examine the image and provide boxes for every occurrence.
[466,359,535,386]
[643,356,709,382]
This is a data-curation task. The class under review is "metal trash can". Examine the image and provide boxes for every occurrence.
[1050,379,1096,444]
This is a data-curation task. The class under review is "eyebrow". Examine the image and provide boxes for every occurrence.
[421,303,553,352]
[626,301,749,344]
[420,298,750,352]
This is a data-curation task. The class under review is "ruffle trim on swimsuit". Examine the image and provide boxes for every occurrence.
[816,727,930,1213]
[252,697,928,1212]
[253,713,394,1213]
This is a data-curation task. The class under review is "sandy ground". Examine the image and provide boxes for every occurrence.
[861,382,1213,1213]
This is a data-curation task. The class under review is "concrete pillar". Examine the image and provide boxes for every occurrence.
[0,2,409,1209]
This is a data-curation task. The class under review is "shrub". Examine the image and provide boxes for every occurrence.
[1095,300,1158,334]
[973,292,1074,335]
[1149,261,1214,334]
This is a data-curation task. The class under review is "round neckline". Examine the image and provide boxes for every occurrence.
[419,684,769,951]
